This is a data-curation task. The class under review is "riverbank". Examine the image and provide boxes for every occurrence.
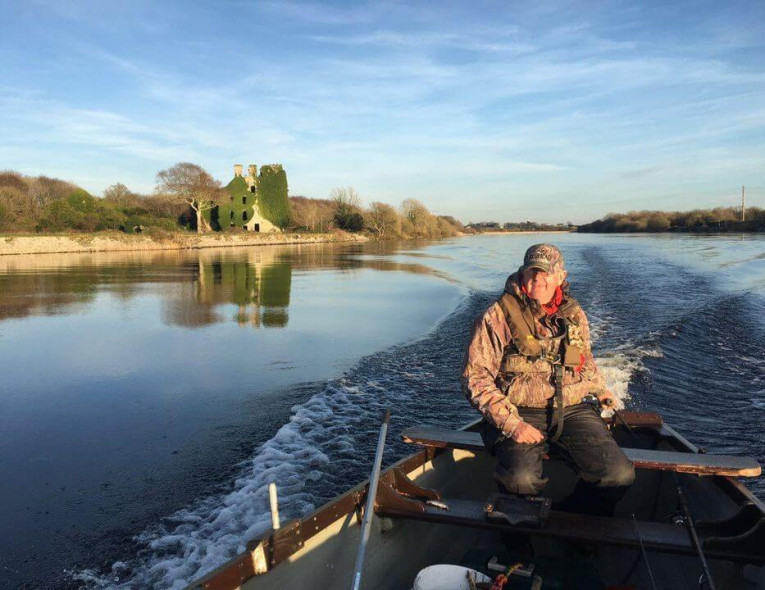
[0,231,368,256]
[469,230,572,235]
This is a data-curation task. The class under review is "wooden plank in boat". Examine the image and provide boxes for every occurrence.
[403,427,485,451]
[625,448,761,477]
[376,499,764,563]
[607,410,663,427]
[401,426,762,477]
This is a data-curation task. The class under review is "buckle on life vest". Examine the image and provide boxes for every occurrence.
[542,351,561,364]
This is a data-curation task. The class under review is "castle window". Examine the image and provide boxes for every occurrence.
[242,196,247,205]
[242,224,248,230]
[254,223,260,232]
[229,210,234,220]
[242,211,248,221]
[250,186,256,193]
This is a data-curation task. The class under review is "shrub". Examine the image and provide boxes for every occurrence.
[366,202,401,238]
[335,210,364,232]
[0,201,10,232]
[0,171,28,193]
[646,213,670,231]
[36,189,127,232]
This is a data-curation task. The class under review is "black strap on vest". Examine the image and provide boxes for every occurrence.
[551,364,565,442]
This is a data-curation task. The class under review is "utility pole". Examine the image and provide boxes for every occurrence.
[741,185,746,222]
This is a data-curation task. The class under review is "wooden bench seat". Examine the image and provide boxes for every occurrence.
[401,426,762,478]
[375,496,763,563]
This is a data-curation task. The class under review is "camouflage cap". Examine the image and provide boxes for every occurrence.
[522,243,565,273]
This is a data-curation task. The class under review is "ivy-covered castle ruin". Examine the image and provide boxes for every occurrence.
[206,163,289,232]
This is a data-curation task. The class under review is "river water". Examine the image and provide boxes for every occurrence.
[0,233,763,589]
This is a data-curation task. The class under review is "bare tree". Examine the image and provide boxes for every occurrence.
[289,196,335,232]
[366,202,400,238]
[331,186,364,231]
[315,206,335,232]
[103,182,139,207]
[330,186,361,209]
[400,199,433,236]
[303,201,336,232]
[27,179,54,215]
[155,162,223,233]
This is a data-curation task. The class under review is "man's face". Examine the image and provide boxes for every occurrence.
[522,267,566,305]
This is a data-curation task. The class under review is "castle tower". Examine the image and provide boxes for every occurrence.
[234,164,243,177]
[245,164,258,193]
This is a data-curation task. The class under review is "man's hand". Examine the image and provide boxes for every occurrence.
[510,421,545,444]
[597,391,617,408]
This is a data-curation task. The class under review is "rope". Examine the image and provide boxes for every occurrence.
[490,563,523,590]
[632,513,659,590]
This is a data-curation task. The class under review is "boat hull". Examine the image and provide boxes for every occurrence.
[188,418,765,590]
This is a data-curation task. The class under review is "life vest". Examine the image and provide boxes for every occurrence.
[496,291,585,371]
[495,288,588,442]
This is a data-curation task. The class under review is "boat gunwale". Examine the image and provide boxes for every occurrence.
[187,416,764,590]
[660,422,765,514]
[185,432,448,590]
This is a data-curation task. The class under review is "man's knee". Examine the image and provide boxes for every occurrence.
[599,460,635,489]
[494,464,547,495]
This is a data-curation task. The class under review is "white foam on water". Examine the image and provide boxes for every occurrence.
[595,342,663,412]
[72,382,368,590]
[583,297,661,413]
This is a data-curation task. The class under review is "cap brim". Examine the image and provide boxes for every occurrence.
[523,261,551,272]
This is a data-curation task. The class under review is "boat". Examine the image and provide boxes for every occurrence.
[187,411,764,589]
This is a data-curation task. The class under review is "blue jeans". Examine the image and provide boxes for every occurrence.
[482,403,635,516]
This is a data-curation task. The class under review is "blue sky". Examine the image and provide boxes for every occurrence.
[1,1,764,223]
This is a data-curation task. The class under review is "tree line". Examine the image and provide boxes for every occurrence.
[0,170,189,234]
[0,166,464,239]
[578,206,765,233]
[289,187,464,239]
[465,221,573,232]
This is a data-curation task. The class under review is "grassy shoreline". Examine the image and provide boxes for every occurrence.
[0,231,368,256]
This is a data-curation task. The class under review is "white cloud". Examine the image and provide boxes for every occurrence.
[2,1,765,221]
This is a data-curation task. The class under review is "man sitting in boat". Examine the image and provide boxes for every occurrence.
[462,243,635,516]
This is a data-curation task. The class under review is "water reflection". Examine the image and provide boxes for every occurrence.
[164,250,292,329]
[0,241,454,328]
[0,249,295,329]
[0,251,187,321]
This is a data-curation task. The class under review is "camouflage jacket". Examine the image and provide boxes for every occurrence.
[461,272,611,437]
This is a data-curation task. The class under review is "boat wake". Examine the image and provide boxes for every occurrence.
[72,239,765,590]
[72,288,665,590]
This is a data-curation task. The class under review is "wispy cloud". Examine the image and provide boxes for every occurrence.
[310,29,536,54]
[2,1,764,220]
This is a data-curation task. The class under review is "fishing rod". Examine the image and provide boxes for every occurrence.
[674,472,717,590]
[351,409,391,590]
